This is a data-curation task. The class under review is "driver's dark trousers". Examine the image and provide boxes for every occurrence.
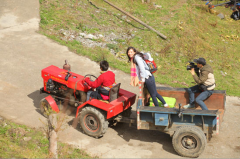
[89,87,109,100]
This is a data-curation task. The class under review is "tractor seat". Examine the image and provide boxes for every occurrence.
[99,83,121,103]
[109,83,121,102]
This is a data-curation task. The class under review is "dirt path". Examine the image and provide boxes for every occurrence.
[0,0,239,158]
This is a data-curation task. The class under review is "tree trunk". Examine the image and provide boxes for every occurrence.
[48,114,58,158]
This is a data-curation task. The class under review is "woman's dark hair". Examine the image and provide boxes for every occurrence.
[126,46,144,63]
[100,60,109,71]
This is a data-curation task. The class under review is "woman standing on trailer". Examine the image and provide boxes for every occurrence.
[126,46,168,107]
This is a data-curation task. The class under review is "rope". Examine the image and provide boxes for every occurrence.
[139,81,142,99]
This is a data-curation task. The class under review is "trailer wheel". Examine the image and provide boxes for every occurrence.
[40,98,52,117]
[172,126,207,158]
[79,106,109,138]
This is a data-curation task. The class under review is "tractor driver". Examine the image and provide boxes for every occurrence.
[84,60,116,100]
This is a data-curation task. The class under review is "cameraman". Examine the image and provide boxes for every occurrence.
[184,58,215,110]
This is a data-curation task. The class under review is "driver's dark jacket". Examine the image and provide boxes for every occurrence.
[85,71,115,89]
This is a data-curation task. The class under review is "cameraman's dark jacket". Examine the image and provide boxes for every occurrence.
[192,64,215,90]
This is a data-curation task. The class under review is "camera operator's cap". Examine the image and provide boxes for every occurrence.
[194,58,206,65]
[143,53,153,61]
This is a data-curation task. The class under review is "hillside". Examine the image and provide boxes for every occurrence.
[39,0,240,96]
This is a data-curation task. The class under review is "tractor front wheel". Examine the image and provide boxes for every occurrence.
[40,98,52,117]
[79,106,108,138]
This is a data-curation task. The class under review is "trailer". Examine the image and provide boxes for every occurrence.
[132,87,226,158]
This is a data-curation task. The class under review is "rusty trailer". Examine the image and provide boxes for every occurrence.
[133,87,226,158]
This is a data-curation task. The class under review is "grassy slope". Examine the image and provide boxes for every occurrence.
[39,0,240,96]
[0,118,93,158]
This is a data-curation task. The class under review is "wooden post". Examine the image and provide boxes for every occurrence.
[103,0,167,39]
[137,82,143,130]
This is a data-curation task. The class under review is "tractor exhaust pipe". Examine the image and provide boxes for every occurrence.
[63,60,71,71]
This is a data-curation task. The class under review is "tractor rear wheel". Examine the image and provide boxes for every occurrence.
[172,126,207,158]
[40,98,52,117]
[79,106,108,138]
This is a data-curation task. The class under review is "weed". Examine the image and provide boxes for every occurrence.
[0,117,93,158]
[106,43,119,53]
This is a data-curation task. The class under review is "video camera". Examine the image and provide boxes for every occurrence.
[187,62,197,70]
[186,62,199,76]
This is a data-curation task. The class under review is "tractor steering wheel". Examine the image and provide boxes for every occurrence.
[84,74,97,81]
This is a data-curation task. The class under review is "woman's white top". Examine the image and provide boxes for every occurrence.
[134,54,152,82]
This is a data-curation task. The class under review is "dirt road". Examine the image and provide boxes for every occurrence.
[0,0,239,158]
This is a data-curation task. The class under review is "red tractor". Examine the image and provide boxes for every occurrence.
[39,65,136,138]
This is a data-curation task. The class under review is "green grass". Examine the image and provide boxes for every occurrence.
[0,117,94,158]
[39,0,240,96]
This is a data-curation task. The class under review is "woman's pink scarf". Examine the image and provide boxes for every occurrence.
[130,58,139,86]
